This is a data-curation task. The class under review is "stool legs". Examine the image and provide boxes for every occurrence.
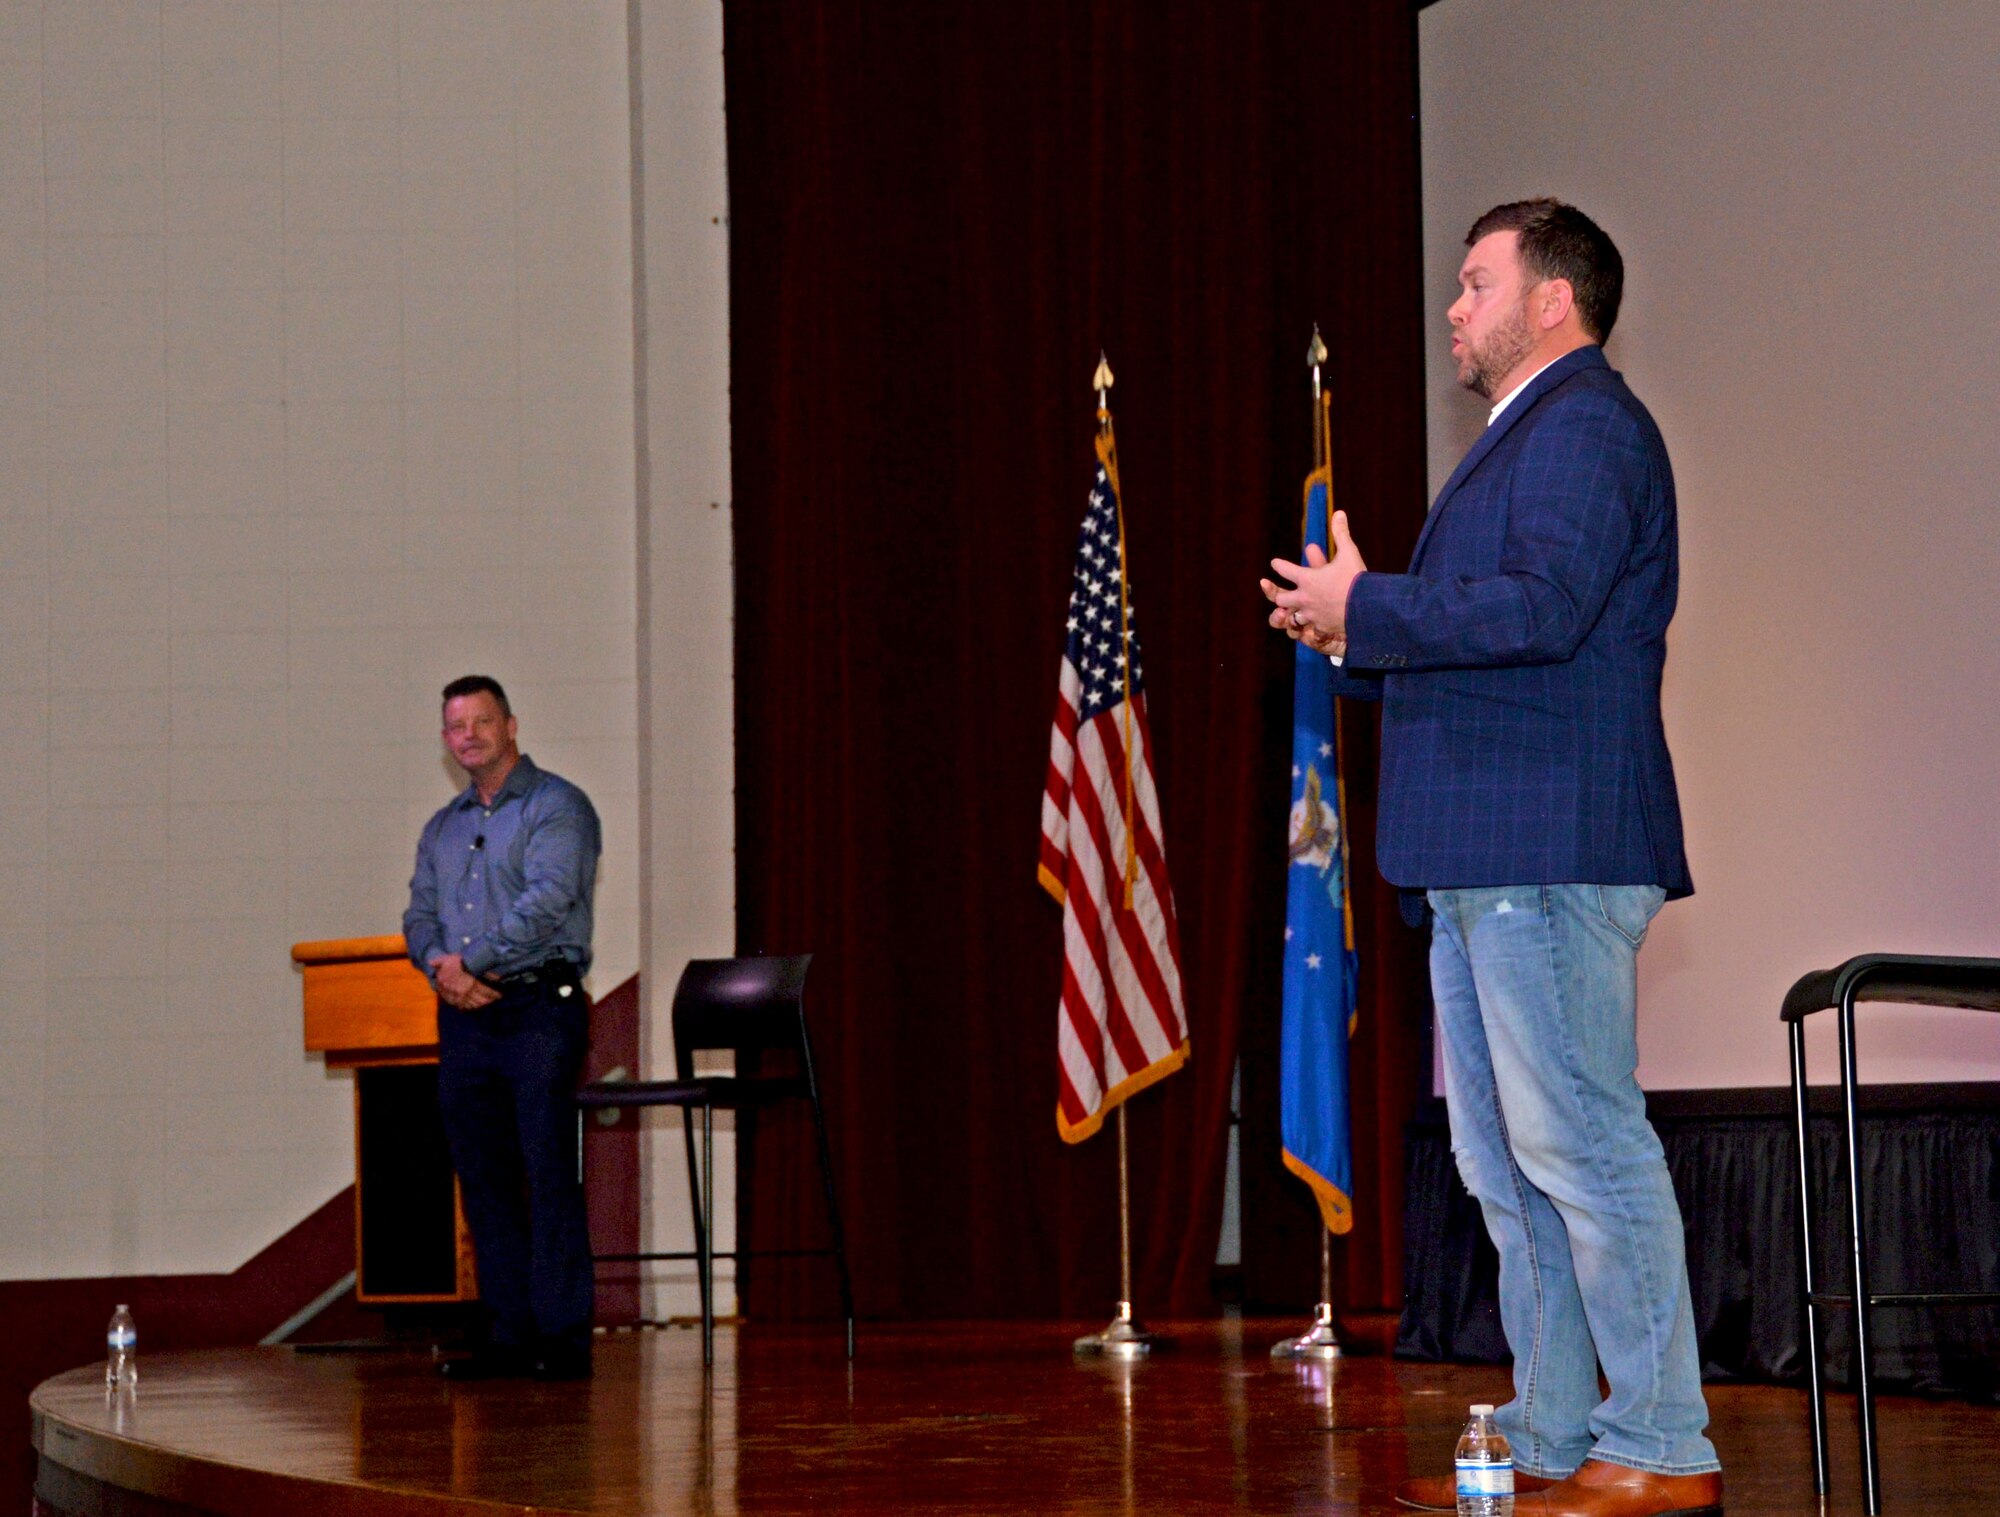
[1788,1020,1830,1496]
[699,1103,716,1368]
[680,1106,715,1367]
[808,1088,855,1360]
[1837,989,1881,1515]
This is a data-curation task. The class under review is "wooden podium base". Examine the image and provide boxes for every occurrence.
[294,935,476,1304]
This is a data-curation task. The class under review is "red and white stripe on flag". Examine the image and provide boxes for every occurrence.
[1037,444,1188,1143]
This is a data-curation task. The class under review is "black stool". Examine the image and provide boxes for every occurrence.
[578,954,854,1366]
[1783,953,2000,1515]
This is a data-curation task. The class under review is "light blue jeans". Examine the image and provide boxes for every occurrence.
[1428,884,1720,1479]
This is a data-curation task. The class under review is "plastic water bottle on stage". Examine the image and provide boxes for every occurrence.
[1456,1403,1513,1515]
[105,1305,136,1391]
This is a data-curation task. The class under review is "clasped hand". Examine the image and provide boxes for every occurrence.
[429,953,500,1010]
[1260,509,1367,654]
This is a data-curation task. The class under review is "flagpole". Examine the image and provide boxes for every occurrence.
[1094,352,1141,911]
[1274,325,1344,1364]
[1119,1101,1133,1305]
[1074,352,1167,1362]
[1075,1104,1165,1358]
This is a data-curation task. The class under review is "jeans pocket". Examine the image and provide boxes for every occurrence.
[1594,884,1666,949]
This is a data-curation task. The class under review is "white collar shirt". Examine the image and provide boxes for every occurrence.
[1487,354,1563,427]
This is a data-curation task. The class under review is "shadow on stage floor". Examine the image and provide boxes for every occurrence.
[30,1320,1997,1515]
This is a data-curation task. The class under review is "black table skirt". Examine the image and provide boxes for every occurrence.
[1395,1086,2000,1401]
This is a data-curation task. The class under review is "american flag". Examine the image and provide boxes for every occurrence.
[1038,429,1189,1143]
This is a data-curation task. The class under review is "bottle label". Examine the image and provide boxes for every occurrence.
[108,1329,135,1350]
[1456,1460,1514,1497]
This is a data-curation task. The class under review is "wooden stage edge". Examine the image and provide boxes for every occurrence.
[31,1321,2000,1516]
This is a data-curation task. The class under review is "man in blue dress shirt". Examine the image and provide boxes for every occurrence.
[1263,201,1722,1517]
[405,674,602,1381]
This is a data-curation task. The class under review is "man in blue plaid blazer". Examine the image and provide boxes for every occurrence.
[1265,201,1722,1517]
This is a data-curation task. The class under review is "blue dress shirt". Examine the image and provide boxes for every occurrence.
[404,754,601,980]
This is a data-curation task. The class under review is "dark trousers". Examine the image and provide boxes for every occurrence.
[436,979,593,1353]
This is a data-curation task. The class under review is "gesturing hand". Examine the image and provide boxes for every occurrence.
[1260,511,1368,641]
[1262,570,1347,656]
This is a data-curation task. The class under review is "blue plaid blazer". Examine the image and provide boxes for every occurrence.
[1333,345,1692,898]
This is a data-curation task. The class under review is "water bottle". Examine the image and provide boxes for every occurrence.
[1455,1402,1513,1516]
[105,1304,137,1391]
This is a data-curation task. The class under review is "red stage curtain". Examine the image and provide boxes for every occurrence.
[726,0,1430,1320]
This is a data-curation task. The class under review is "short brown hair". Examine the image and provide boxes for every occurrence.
[1467,198,1624,344]
[441,674,510,717]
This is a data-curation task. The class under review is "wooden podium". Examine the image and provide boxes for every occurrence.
[294,935,477,1304]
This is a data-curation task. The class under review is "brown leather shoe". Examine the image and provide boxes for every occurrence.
[1394,1470,1558,1510]
[1515,1458,1723,1516]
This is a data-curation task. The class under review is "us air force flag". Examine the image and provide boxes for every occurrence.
[1279,461,1359,1235]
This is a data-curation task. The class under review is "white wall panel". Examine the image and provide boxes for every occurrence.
[0,0,642,1278]
[633,0,734,1320]
[1421,0,2000,1090]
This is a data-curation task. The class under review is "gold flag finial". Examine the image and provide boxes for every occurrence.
[1306,326,1327,369]
[1093,352,1115,392]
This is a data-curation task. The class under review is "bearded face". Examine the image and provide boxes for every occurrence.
[1455,288,1538,400]
[1448,230,1551,402]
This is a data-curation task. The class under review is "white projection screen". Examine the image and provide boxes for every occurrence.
[1418,1,2000,1089]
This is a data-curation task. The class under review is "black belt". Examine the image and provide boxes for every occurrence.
[481,958,583,992]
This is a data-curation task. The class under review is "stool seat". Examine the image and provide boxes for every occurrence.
[576,1075,808,1110]
[579,955,853,1367]
[1785,952,2000,1515]
[1782,954,2000,1022]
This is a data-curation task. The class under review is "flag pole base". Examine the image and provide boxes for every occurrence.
[1074,1301,1167,1359]
[1270,1301,1343,1361]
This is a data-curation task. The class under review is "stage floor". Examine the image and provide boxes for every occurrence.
[30,1321,1997,1515]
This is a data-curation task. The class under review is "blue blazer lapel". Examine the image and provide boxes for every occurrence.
[1409,346,1607,570]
